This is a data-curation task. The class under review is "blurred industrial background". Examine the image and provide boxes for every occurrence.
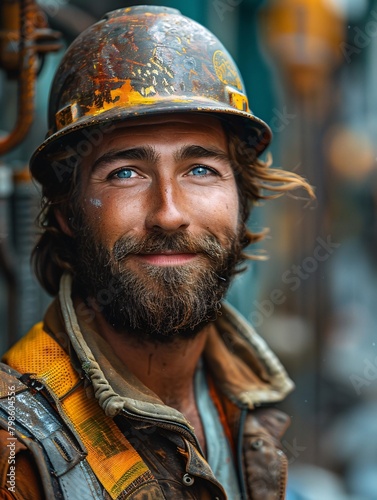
[1,0,377,498]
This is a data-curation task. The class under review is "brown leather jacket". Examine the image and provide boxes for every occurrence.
[0,274,293,499]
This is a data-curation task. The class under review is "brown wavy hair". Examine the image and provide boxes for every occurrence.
[32,125,315,295]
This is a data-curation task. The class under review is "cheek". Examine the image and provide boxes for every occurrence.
[82,196,104,220]
[218,184,239,221]
[82,193,145,245]
[81,196,108,240]
[196,189,239,232]
[225,192,240,227]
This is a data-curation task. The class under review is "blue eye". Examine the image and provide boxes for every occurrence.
[114,168,134,179]
[190,166,213,176]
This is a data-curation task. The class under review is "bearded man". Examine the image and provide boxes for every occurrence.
[0,6,313,500]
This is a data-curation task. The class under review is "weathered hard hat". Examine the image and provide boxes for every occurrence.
[30,5,272,185]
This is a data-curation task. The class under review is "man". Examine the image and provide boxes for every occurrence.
[0,6,313,499]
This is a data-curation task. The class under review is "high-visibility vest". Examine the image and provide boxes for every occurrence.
[0,323,159,499]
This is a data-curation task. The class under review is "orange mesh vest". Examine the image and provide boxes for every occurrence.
[3,323,154,499]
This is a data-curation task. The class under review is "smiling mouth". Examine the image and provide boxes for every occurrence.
[133,252,198,266]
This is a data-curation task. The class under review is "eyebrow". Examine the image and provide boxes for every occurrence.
[90,144,230,173]
[173,145,229,163]
[91,146,160,172]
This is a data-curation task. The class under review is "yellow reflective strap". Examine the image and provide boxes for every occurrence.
[3,323,152,499]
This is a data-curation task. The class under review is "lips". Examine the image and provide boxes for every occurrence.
[112,231,221,265]
[133,252,198,266]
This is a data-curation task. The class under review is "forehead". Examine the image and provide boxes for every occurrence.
[82,113,229,165]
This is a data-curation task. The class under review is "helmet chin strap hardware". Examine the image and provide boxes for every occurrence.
[54,102,81,133]
[225,86,250,112]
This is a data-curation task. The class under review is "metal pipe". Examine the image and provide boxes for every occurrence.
[0,0,37,155]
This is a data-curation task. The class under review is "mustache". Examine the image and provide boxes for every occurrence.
[112,231,226,263]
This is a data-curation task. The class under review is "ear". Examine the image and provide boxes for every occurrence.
[55,208,74,237]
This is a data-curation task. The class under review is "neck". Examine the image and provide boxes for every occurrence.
[94,312,209,412]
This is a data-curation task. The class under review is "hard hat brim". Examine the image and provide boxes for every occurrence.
[30,98,272,187]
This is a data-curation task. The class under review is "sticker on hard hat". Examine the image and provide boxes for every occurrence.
[213,50,242,90]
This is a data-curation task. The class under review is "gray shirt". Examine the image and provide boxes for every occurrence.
[195,361,242,499]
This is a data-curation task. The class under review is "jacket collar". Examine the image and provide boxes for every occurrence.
[46,273,293,420]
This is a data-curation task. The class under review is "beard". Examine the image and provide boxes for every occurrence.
[73,216,243,342]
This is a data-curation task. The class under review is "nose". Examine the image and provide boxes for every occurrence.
[145,178,190,232]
